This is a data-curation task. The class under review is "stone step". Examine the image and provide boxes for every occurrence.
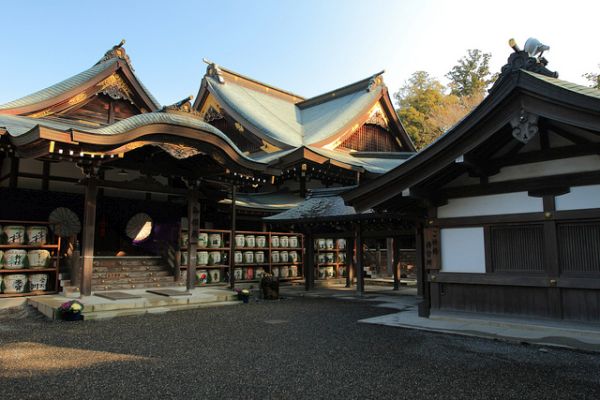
[92,270,172,279]
[83,301,240,320]
[92,275,177,285]
[92,265,168,273]
[92,257,163,268]
[92,281,186,292]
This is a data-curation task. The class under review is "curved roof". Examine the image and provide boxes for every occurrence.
[201,67,397,150]
[0,45,161,114]
[0,59,118,111]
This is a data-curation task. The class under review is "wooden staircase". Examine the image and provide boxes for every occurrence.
[91,256,184,292]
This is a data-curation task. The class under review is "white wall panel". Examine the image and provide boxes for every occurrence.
[438,192,542,218]
[441,227,486,273]
[556,185,600,211]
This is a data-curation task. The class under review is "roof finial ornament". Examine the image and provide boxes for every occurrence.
[494,37,558,85]
[96,39,133,68]
[161,95,202,116]
[203,58,225,84]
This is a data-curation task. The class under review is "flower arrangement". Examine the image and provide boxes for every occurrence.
[235,288,251,303]
[58,300,84,321]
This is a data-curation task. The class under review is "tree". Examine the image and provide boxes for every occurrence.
[394,71,446,149]
[583,65,600,89]
[446,49,495,97]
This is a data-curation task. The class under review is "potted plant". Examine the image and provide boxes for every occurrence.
[235,288,251,303]
[58,300,84,321]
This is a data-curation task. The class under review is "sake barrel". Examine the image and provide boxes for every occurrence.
[3,274,27,294]
[234,251,243,264]
[208,251,221,265]
[339,266,347,278]
[271,236,279,248]
[272,267,280,278]
[243,251,254,264]
[280,251,289,263]
[326,239,334,250]
[196,269,208,284]
[337,238,346,250]
[255,267,265,280]
[317,238,326,250]
[29,273,49,291]
[181,231,189,247]
[27,226,48,245]
[209,269,220,284]
[280,266,289,278]
[318,253,326,264]
[256,235,266,248]
[245,235,256,248]
[5,249,27,269]
[280,236,289,248]
[326,266,335,278]
[180,251,189,266]
[234,268,243,280]
[290,265,298,277]
[243,267,254,280]
[318,267,326,279]
[255,251,265,263]
[289,251,299,263]
[289,236,299,248]
[235,234,246,248]
[4,226,25,244]
[338,253,346,263]
[271,251,280,263]
[198,233,209,248]
[197,251,209,265]
[208,234,221,248]
[326,252,335,263]
[0,275,2,291]
[27,250,51,268]
[0,250,4,268]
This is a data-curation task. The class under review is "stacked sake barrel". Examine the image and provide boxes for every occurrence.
[0,223,56,296]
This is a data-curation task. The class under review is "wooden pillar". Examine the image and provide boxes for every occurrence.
[187,189,200,291]
[392,237,400,291]
[9,156,19,189]
[305,229,315,291]
[42,161,50,191]
[229,184,237,289]
[355,223,364,295]
[416,223,430,317]
[543,195,562,319]
[80,177,98,296]
[345,236,354,288]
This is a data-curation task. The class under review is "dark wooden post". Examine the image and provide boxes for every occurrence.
[355,223,364,295]
[416,223,430,317]
[230,184,237,289]
[345,236,354,288]
[187,189,200,292]
[392,237,400,290]
[305,228,315,291]
[80,176,98,296]
[9,156,19,189]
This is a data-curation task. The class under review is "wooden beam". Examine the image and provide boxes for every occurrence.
[42,161,50,191]
[9,156,19,189]
[186,190,200,291]
[345,236,354,288]
[80,177,97,296]
[229,184,236,289]
[392,237,400,291]
[548,128,592,145]
[355,223,364,294]
[416,223,429,317]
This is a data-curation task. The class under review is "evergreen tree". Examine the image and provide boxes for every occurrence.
[583,65,600,89]
[446,49,495,97]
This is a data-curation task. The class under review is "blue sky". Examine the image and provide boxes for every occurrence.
[1,0,599,106]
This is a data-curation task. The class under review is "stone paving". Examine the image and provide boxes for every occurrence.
[1,295,600,399]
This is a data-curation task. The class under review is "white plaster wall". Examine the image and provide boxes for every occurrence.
[490,155,600,183]
[437,192,543,218]
[556,185,600,211]
[441,227,486,273]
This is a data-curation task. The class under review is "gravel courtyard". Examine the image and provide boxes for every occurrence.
[1,296,599,399]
